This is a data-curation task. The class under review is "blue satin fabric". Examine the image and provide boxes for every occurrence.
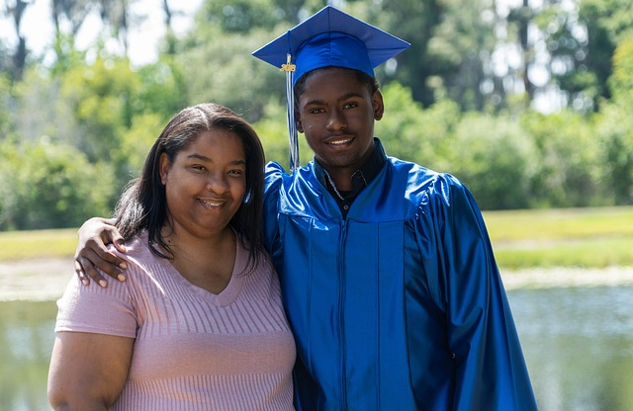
[263,156,537,411]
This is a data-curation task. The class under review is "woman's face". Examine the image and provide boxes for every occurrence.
[160,129,246,239]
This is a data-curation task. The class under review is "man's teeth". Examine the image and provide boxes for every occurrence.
[329,138,352,145]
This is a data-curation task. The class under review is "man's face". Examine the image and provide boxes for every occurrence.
[296,67,384,174]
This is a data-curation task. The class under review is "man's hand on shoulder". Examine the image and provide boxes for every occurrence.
[74,217,128,287]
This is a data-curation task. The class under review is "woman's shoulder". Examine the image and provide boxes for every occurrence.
[235,234,274,275]
[105,231,171,287]
[108,231,154,261]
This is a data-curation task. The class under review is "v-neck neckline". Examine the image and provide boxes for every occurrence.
[160,234,247,307]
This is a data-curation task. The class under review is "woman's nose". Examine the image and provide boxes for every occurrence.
[206,172,229,193]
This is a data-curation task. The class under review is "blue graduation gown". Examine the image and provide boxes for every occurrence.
[263,156,537,411]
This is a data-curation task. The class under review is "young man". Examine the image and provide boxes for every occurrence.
[74,6,537,411]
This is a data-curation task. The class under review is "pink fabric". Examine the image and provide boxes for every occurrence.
[56,232,296,411]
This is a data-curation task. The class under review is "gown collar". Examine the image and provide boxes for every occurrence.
[313,138,387,215]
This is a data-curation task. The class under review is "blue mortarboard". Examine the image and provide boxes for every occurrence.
[252,5,410,170]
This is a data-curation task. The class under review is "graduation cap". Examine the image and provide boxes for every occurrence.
[252,5,410,170]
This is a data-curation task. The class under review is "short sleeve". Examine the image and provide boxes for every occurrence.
[55,273,137,339]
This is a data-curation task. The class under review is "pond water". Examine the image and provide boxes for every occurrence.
[511,285,633,411]
[1,284,632,410]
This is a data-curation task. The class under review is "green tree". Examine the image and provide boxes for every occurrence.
[535,0,633,111]
[171,0,292,123]
[0,139,115,230]
[376,83,537,209]
[254,96,315,167]
[421,0,498,111]
[596,103,633,205]
[11,67,81,148]
[196,0,284,32]
[448,113,536,209]
[375,82,460,170]
[175,24,286,123]
[3,0,32,81]
[113,111,166,183]
[608,37,633,104]
[368,0,443,107]
[51,0,92,63]
[59,56,140,163]
[521,110,606,207]
[134,58,189,120]
[596,38,633,204]
[0,39,12,78]
[0,74,11,138]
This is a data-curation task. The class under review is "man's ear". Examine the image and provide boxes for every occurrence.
[373,90,385,121]
[296,110,304,133]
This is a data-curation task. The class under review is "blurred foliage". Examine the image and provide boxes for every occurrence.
[520,110,605,208]
[252,96,314,166]
[58,57,140,162]
[0,0,632,230]
[536,0,633,111]
[448,113,536,210]
[0,138,115,230]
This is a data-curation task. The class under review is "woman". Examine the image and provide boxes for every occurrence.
[47,103,296,410]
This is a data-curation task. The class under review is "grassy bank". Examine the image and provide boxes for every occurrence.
[484,206,633,269]
[1,206,632,269]
[0,228,77,260]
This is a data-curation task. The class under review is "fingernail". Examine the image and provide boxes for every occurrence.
[119,262,128,269]
[117,274,126,282]
[82,279,90,286]
[99,280,108,288]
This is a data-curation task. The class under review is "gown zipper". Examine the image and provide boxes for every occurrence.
[338,218,348,410]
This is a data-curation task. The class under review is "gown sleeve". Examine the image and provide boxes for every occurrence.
[418,173,537,411]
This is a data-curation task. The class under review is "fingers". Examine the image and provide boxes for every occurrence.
[74,250,125,288]
[75,217,128,288]
[98,220,126,252]
[112,238,127,254]
[75,260,104,287]
[74,243,127,289]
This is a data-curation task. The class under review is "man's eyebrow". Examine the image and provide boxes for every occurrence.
[338,92,364,102]
[303,98,326,107]
[303,92,365,106]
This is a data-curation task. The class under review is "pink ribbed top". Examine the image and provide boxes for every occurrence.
[55,231,296,411]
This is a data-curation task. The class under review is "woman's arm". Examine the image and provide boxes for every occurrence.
[48,332,134,411]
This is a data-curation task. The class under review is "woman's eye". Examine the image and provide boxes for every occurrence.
[228,169,245,176]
